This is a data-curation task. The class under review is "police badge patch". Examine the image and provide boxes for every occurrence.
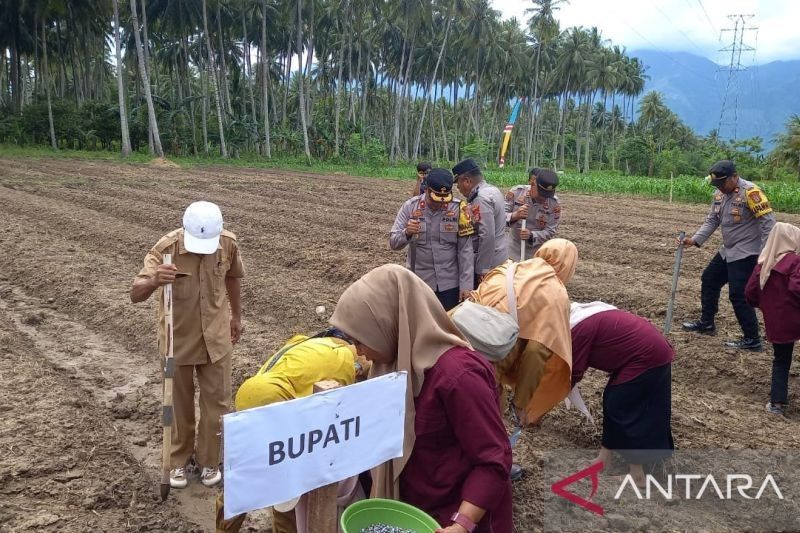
[746,188,773,218]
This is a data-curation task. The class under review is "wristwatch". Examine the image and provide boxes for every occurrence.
[450,512,477,532]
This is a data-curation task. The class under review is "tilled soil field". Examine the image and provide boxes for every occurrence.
[0,156,798,532]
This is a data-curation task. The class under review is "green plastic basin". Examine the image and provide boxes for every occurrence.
[340,498,440,533]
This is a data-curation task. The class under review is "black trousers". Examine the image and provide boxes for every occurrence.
[700,253,760,339]
[435,287,460,311]
[771,343,795,405]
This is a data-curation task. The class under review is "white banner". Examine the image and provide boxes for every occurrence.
[223,371,407,519]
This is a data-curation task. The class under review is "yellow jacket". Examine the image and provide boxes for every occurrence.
[234,335,358,411]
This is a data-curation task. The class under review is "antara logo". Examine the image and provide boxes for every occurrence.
[614,474,784,501]
[551,461,785,517]
[550,461,605,516]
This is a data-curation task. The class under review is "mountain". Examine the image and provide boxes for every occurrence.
[630,49,800,147]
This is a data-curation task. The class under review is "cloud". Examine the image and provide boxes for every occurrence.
[492,0,800,64]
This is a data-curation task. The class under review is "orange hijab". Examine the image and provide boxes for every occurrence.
[330,264,469,499]
[534,238,578,284]
[471,241,575,422]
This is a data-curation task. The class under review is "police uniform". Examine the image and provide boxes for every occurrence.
[505,186,561,260]
[390,171,475,310]
[452,159,508,287]
[135,228,245,470]
[685,163,776,346]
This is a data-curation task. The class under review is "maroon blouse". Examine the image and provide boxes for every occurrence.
[745,252,800,344]
[399,346,513,533]
[571,310,674,387]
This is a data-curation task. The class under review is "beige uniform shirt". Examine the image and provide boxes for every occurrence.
[136,228,245,365]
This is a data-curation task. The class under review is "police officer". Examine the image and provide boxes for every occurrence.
[506,167,561,261]
[681,160,776,351]
[390,168,475,310]
[453,158,508,288]
[413,162,432,197]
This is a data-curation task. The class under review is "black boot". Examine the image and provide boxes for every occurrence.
[681,320,716,334]
[725,337,763,351]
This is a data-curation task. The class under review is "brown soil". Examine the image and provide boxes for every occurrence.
[0,156,798,532]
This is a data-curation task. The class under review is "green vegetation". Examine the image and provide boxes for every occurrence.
[2,0,796,181]
[4,145,799,213]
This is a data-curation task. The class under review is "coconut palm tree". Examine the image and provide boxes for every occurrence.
[112,0,132,156]
[202,0,228,157]
[772,114,800,179]
[130,0,164,156]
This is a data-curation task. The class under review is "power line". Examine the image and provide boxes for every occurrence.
[608,9,719,86]
[654,1,708,58]
[696,0,718,34]
[717,14,758,140]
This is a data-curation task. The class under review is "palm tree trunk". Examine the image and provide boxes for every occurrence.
[575,93,583,169]
[360,43,370,133]
[130,0,164,157]
[583,93,593,172]
[41,22,57,150]
[202,63,209,154]
[334,4,348,158]
[610,93,617,170]
[241,8,252,121]
[303,0,315,125]
[217,3,232,116]
[261,0,271,157]
[140,0,154,153]
[558,84,570,170]
[296,0,312,163]
[112,0,132,156]
[390,36,408,162]
[439,83,449,161]
[401,33,416,160]
[202,0,228,157]
[346,21,355,122]
[413,15,451,159]
[55,20,66,98]
[282,44,291,127]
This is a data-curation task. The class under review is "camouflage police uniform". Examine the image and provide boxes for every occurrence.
[686,176,776,343]
[390,195,475,310]
[505,185,561,260]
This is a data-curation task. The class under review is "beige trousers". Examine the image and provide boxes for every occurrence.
[171,354,232,468]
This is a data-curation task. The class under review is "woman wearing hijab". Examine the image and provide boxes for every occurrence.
[745,222,800,416]
[468,239,576,426]
[569,302,675,485]
[330,264,512,533]
[216,329,371,533]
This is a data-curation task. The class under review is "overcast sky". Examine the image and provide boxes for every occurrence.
[491,0,799,64]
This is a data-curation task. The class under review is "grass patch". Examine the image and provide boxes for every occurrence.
[2,145,799,213]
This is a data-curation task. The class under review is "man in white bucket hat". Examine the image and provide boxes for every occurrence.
[130,201,245,489]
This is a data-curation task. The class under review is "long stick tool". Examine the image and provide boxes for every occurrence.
[520,219,527,262]
[160,253,175,501]
[664,231,685,335]
[409,234,418,273]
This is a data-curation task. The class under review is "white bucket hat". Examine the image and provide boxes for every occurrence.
[182,201,223,254]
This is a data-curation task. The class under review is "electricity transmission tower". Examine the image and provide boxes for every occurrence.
[717,14,757,140]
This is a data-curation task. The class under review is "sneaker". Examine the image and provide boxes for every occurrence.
[201,466,222,487]
[725,337,763,351]
[170,467,188,489]
[681,320,716,334]
[765,402,786,416]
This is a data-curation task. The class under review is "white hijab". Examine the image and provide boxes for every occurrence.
[569,301,617,329]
